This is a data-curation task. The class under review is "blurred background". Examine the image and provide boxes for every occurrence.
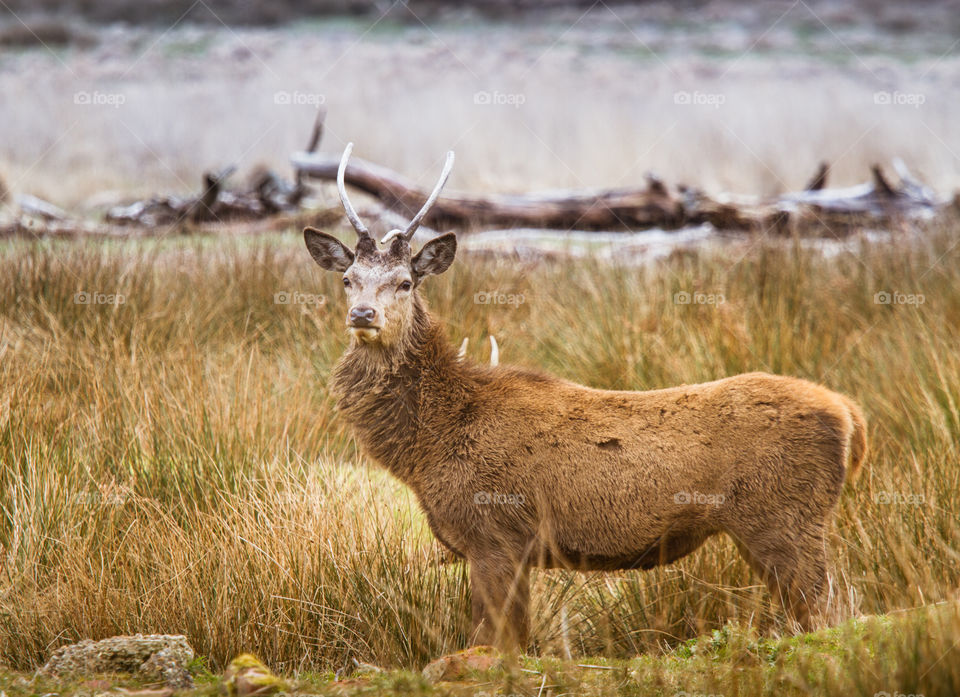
[1,0,959,207]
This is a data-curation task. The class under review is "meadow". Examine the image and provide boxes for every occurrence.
[1,223,959,695]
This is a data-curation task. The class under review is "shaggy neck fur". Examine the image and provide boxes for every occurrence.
[330,293,478,482]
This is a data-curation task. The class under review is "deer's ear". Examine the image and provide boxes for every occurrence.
[304,227,354,272]
[412,232,457,280]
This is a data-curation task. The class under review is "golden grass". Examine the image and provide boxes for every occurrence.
[0,226,958,674]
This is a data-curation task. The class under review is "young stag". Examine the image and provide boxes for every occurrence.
[303,144,868,650]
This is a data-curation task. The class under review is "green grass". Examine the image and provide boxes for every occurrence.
[0,225,959,695]
[0,603,957,695]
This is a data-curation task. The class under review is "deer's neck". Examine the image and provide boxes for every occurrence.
[330,296,471,481]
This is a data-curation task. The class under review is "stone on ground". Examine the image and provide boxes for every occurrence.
[223,653,287,697]
[41,634,194,689]
[422,645,503,683]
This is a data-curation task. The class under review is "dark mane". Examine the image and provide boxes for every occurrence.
[330,293,495,479]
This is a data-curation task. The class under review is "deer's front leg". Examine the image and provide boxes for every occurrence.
[469,555,529,650]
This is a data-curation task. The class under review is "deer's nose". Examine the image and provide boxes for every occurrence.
[349,306,377,327]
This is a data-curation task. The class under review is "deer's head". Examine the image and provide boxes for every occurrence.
[304,143,457,348]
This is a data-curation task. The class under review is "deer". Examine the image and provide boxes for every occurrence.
[302,144,868,651]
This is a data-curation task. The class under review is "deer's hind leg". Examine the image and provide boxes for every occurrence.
[723,432,845,630]
[729,521,829,631]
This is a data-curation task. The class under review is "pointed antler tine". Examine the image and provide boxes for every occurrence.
[338,143,370,238]
[402,151,455,241]
[380,229,404,245]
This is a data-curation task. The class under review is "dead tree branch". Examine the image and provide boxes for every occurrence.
[292,150,947,235]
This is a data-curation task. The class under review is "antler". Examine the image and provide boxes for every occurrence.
[382,151,455,244]
[338,143,371,239]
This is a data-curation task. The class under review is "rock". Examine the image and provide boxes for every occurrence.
[421,645,503,683]
[41,634,195,689]
[223,653,287,697]
[140,647,195,689]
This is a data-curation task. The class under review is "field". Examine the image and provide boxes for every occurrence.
[2,2,960,695]
[1,224,960,694]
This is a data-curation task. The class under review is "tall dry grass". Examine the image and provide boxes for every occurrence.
[0,226,958,672]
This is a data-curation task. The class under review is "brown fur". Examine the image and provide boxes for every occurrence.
[304,219,867,652]
[326,297,867,647]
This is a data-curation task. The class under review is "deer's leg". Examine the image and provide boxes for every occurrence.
[731,524,828,631]
[722,446,843,632]
[469,555,530,650]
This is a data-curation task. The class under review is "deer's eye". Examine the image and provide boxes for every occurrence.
[398,280,412,292]
[342,277,351,288]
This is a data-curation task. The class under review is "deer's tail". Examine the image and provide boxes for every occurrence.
[842,397,868,484]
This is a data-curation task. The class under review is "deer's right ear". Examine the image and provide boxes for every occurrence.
[304,227,354,272]
[412,232,457,280]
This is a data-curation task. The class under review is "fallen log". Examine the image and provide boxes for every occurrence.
[3,108,951,241]
[290,151,694,230]
[292,149,947,236]
[16,194,69,222]
[105,112,325,228]
[0,207,343,241]
[104,166,303,227]
[781,160,939,214]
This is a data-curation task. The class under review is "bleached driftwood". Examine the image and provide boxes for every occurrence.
[292,148,947,236]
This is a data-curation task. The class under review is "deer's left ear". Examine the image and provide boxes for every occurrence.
[412,232,457,279]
